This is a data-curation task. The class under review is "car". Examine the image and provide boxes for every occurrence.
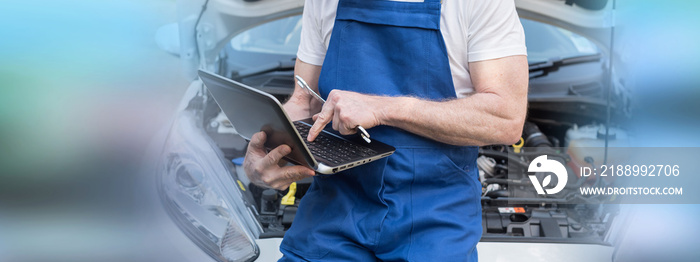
[150,0,632,261]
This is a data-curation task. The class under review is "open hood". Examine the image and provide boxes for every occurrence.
[518,0,612,29]
[516,0,613,50]
[177,0,304,79]
[175,0,613,79]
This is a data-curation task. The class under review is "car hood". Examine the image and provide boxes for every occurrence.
[518,0,612,29]
[177,0,612,79]
[203,0,611,27]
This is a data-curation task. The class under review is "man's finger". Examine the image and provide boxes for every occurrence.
[262,144,292,167]
[247,131,267,155]
[308,103,334,141]
[249,131,266,148]
[339,122,357,135]
[279,166,316,185]
[332,108,340,131]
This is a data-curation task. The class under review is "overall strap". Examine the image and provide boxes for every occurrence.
[336,0,442,30]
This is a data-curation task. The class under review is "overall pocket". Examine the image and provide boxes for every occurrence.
[412,147,481,216]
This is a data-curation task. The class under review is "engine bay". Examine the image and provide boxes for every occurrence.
[198,90,627,244]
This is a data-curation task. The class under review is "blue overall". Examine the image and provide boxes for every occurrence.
[280,0,482,261]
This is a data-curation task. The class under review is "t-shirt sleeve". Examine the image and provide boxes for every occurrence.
[467,0,527,62]
[296,0,326,66]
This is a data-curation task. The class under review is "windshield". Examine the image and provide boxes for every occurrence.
[522,19,600,64]
[230,15,302,56]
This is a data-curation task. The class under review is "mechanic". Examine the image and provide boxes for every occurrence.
[243,0,527,261]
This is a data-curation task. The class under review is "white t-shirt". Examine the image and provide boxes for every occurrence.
[297,0,527,97]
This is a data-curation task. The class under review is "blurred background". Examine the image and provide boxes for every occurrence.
[613,1,700,261]
[1,0,700,261]
[0,0,191,261]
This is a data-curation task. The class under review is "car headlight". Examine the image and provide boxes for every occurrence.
[157,97,262,262]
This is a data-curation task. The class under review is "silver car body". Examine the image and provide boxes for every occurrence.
[154,0,625,261]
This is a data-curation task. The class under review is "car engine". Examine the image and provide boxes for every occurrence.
[199,91,626,244]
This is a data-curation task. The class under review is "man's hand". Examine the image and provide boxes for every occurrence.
[307,90,386,141]
[244,131,315,190]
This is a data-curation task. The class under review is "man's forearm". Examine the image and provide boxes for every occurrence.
[380,92,525,147]
[303,56,527,145]
[284,59,323,121]
[379,55,528,146]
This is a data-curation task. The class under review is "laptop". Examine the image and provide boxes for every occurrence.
[198,70,395,174]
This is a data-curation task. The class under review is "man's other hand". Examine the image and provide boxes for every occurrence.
[244,132,315,190]
[307,90,385,141]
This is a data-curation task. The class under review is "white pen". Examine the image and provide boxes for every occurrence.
[295,75,372,143]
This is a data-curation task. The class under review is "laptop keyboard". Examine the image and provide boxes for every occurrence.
[294,121,378,166]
